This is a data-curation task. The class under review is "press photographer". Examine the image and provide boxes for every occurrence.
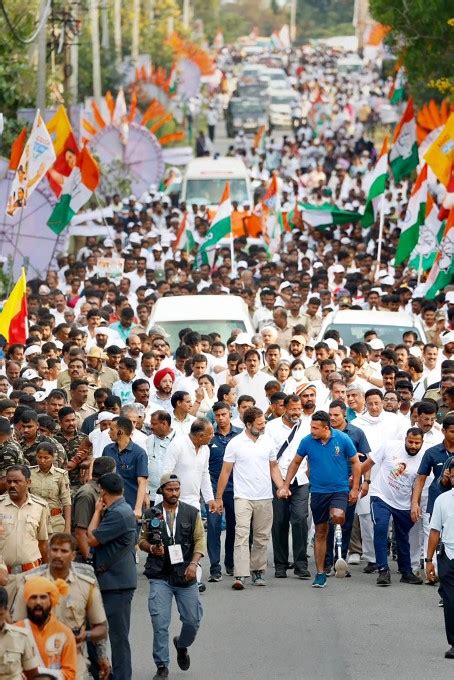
[139,473,205,680]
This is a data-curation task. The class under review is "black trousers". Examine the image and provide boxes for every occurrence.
[272,483,309,571]
[438,551,454,645]
[102,588,135,680]
[208,124,215,142]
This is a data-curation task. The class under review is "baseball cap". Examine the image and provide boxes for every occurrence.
[290,335,306,345]
[368,339,385,351]
[445,291,454,304]
[157,473,180,493]
[237,261,248,269]
[441,330,454,346]
[87,346,106,359]
[22,369,40,380]
[325,338,338,350]
[38,285,50,295]
[235,333,252,346]
[24,345,41,358]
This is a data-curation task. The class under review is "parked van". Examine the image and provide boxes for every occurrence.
[181,157,252,208]
[149,295,254,348]
[316,310,427,346]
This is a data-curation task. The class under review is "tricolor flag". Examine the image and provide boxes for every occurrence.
[168,65,177,96]
[361,136,388,228]
[423,113,454,187]
[389,98,419,182]
[46,105,79,197]
[6,110,56,217]
[287,203,362,230]
[389,67,405,105]
[408,194,444,271]
[261,175,284,251]
[47,146,100,235]
[0,268,27,344]
[196,182,232,266]
[419,207,454,299]
[394,164,428,265]
[173,212,196,253]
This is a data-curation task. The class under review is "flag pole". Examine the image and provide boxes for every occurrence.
[376,194,385,278]
[230,231,235,277]
[417,251,423,285]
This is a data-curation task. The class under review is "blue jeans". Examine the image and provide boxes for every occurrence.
[370,496,414,573]
[206,492,235,575]
[148,579,203,667]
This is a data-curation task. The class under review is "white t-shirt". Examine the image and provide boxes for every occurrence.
[370,440,423,510]
[224,430,276,500]
[163,434,214,508]
[234,371,270,412]
[265,417,309,485]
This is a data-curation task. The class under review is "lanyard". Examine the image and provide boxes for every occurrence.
[164,504,179,544]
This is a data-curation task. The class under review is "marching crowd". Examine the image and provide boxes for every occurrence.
[1,45,454,679]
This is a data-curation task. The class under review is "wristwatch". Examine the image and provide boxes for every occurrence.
[424,558,433,563]
[363,480,371,485]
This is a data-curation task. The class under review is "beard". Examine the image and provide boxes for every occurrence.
[27,604,51,625]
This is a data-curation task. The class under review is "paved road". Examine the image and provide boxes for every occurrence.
[130,547,449,680]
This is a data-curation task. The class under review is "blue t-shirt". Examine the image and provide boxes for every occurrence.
[102,440,148,509]
[296,429,357,493]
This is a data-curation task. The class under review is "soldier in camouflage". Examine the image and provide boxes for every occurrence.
[0,417,24,493]
[54,407,92,490]
[17,410,66,467]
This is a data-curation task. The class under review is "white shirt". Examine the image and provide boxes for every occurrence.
[163,434,214,508]
[265,417,309,485]
[235,371,270,412]
[223,430,277,500]
[430,489,454,559]
[173,375,198,398]
[370,440,423,510]
[171,414,195,436]
[89,428,111,458]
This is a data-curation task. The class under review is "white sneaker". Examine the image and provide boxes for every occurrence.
[334,558,348,578]
[347,553,360,565]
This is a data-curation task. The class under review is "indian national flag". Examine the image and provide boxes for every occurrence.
[394,164,428,265]
[389,67,405,105]
[390,98,419,182]
[197,182,232,266]
[288,203,362,230]
[173,212,196,252]
[47,146,100,235]
[0,268,27,344]
[168,64,177,96]
[408,194,444,271]
[419,207,454,299]
[361,136,388,228]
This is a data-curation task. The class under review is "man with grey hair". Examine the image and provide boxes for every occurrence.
[121,404,148,447]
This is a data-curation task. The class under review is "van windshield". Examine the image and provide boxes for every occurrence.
[157,320,247,348]
[325,323,422,346]
[185,178,249,205]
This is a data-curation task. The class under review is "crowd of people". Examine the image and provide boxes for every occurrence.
[1,44,454,679]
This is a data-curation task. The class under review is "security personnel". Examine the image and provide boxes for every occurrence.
[13,532,109,680]
[0,416,24,493]
[17,409,66,467]
[139,473,205,680]
[29,442,72,534]
[54,406,91,491]
[0,464,50,610]
[0,585,39,679]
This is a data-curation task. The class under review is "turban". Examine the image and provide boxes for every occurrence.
[153,368,176,389]
[23,577,69,608]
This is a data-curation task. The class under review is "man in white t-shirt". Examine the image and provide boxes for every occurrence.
[234,349,270,412]
[215,406,285,590]
[361,427,425,587]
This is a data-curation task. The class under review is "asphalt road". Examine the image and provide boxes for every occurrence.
[129,547,451,680]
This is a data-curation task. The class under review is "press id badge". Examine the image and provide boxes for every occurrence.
[168,543,184,564]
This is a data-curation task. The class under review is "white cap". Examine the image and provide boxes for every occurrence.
[279,281,292,292]
[441,330,454,346]
[235,333,252,346]
[152,244,162,251]
[409,346,422,358]
[129,233,142,244]
[24,345,41,357]
[34,390,48,402]
[38,285,50,295]
[332,264,345,274]
[368,338,385,351]
[96,411,115,425]
[95,326,110,336]
[103,238,114,248]
[22,368,40,380]
[445,291,454,304]
[325,338,338,350]
[237,261,248,269]
[380,275,395,286]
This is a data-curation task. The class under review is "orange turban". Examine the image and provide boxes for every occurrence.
[23,577,69,608]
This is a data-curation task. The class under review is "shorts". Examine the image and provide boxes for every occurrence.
[310,491,349,526]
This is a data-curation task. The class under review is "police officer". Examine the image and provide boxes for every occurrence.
[54,407,91,491]
[13,532,109,680]
[0,416,24,493]
[17,409,66,467]
[29,442,72,534]
[0,585,39,679]
[0,465,50,610]
[139,473,205,680]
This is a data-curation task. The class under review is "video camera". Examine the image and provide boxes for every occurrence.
[147,506,164,546]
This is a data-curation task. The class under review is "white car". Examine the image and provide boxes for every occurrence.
[316,310,427,346]
[268,88,298,128]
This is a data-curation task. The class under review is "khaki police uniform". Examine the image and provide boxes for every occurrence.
[0,622,38,679]
[29,465,72,533]
[0,493,50,609]
[14,563,107,680]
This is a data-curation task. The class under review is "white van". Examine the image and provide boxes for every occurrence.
[181,157,253,208]
[149,294,254,348]
[316,310,427,346]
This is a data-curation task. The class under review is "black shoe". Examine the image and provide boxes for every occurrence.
[294,568,311,579]
[208,573,222,582]
[363,562,378,574]
[439,598,444,607]
[198,582,206,593]
[225,566,234,576]
[400,572,423,585]
[445,646,454,659]
[376,569,391,586]
[173,636,190,671]
[274,569,287,578]
[153,666,169,679]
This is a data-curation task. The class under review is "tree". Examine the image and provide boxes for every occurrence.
[370,0,454,103]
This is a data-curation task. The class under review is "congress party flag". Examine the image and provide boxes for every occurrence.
[408,194,444,271]
[394,164,428,265]
[420,207,454,299]
[46,105,80,197]
[6,110,56,217]
[173,212,196,253]
[196,182,232,266]
[0,268,27,343]
[47,146,100,235]
[389,98,419,182]
[361,136,388,228]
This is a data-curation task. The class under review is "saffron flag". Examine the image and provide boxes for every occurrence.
[0,268,27,343]
[394,164,428,265]
[423,113,454,187]
[47,146,100,235]
[6,110,56,217]
[361,136,389,228]
[8,128,27,171]
[46,105,79,197]
[389,98,419,182]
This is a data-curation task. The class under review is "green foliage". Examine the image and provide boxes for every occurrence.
[370,0,454,103]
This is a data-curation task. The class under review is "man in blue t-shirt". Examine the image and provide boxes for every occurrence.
[279,411,360,588]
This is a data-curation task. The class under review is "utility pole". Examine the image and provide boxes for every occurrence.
[290,0,297,43]
[101,0,110,50]
[69,1,81,104]
[182,0,190,29]
[36,0,49,110]
[90,0,102,102]
[131,0,140,66]
[113,0,122,70]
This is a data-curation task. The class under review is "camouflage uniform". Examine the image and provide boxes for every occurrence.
[0,439,25,481]
[19,434,67,468]
[54,432,90,490]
